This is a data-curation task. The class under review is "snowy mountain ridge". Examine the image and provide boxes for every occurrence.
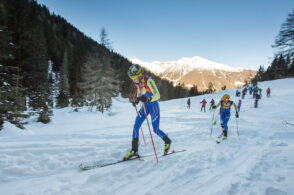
[130,56,244,76]
[130,56,256,91]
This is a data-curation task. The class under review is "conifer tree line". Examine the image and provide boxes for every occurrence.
[0,0,203,130]
[252,9,294,83]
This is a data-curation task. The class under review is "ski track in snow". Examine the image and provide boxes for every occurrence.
[1,78,294,195]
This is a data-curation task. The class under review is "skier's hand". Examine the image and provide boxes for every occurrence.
[132,101,137,107]
[212,105,216,109]
[137,95,151,102]
[133,98,140,106]
[235,112,239,118]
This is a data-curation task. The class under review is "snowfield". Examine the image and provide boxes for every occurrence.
[1,78,294,195]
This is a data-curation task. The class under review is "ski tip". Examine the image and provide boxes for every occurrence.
[79,163,88,170]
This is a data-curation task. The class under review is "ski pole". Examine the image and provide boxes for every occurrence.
[141,102,159,164]
[134,105,146,146]
[210,109,215,137]
[236,117,239,136]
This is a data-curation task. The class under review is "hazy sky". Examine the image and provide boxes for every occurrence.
[36,0,294,70]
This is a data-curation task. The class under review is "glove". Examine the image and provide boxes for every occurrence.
[132,101,137,107]
[137,95,152,103]
[212,105,216,109]
[235,112,239,118]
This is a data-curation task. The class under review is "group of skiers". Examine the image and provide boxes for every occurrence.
[235,85,271,108]
[124,64,271,160]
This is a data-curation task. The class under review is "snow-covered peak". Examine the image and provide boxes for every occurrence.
[130,56,244,74]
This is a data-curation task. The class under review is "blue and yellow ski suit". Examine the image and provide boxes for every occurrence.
[133,76,167,139]
[215,100,238,133]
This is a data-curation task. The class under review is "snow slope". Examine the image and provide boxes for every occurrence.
[1,78,294,195]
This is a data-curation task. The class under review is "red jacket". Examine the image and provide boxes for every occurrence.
[200,100,207,106]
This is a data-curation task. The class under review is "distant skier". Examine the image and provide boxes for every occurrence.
[235,90,240,97]
[253,87,258,99]
[249,86,253,95]
[266,87,271,97]
[187,98,191,109]
[254,93,261,108]
[238,99,242,112]
[200,98,207,112]
[258,88,262,98]
[242,87,247,99]
[213,94,239,140]
[123,64,171,160]
[209,98,215,111]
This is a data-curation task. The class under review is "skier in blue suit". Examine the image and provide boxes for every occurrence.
[213,94,239,140]
[123,64,171,160]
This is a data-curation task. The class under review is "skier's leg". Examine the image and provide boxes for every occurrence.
[150,102,166,138]
[150,102,171,154]
[132,107,147,139]
[221,113,230,138]
[124,108,148,160]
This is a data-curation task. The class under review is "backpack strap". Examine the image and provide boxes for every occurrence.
[142,75,152,93]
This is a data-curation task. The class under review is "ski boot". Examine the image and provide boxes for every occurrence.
[163,136,171,155]
[123,138,139,161]
[223,130,227,140]
[123,150,138,161]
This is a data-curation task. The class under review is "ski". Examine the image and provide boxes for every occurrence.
[79,155,144,170]
[216,132,225,144]
[216,138,227,144]
[282,120,294,126]
[163,148,186,156]
[140,149,186,161]
[79,149,186,171]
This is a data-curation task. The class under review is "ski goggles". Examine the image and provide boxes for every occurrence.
[129,75,139,80]
[222,97,229,101]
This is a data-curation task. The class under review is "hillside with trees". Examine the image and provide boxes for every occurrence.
[0,0,193,130]
[252,9,294,84]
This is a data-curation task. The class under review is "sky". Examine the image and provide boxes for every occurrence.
[36,0,294,70]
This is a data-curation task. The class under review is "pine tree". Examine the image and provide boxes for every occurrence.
[289,58,294,76]
[189,85,199,96]
[56,49,70,108]
[207,82,214,93]
[277,55,288,78]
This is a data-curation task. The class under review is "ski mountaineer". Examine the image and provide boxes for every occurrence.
[123,64,172,161]
[213,94,239,140]
[187,98,191,109]
[238,99,242,112]
[209,98,215,111]
[200,99,207,112]
[266,87,271,97]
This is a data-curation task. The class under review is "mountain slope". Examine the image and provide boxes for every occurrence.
[0,78,293,195]
[131,56,256,91]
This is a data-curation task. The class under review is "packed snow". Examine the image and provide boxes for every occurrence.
[1,78,294,195]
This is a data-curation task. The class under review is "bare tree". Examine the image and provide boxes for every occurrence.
[99,26,112,51]
[273,9,294,60]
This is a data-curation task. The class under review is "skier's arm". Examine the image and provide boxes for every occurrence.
[232,102,238,112]
[147,78,160,101]
[232,101,239,118]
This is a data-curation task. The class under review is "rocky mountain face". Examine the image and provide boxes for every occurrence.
[130,56,256,91]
